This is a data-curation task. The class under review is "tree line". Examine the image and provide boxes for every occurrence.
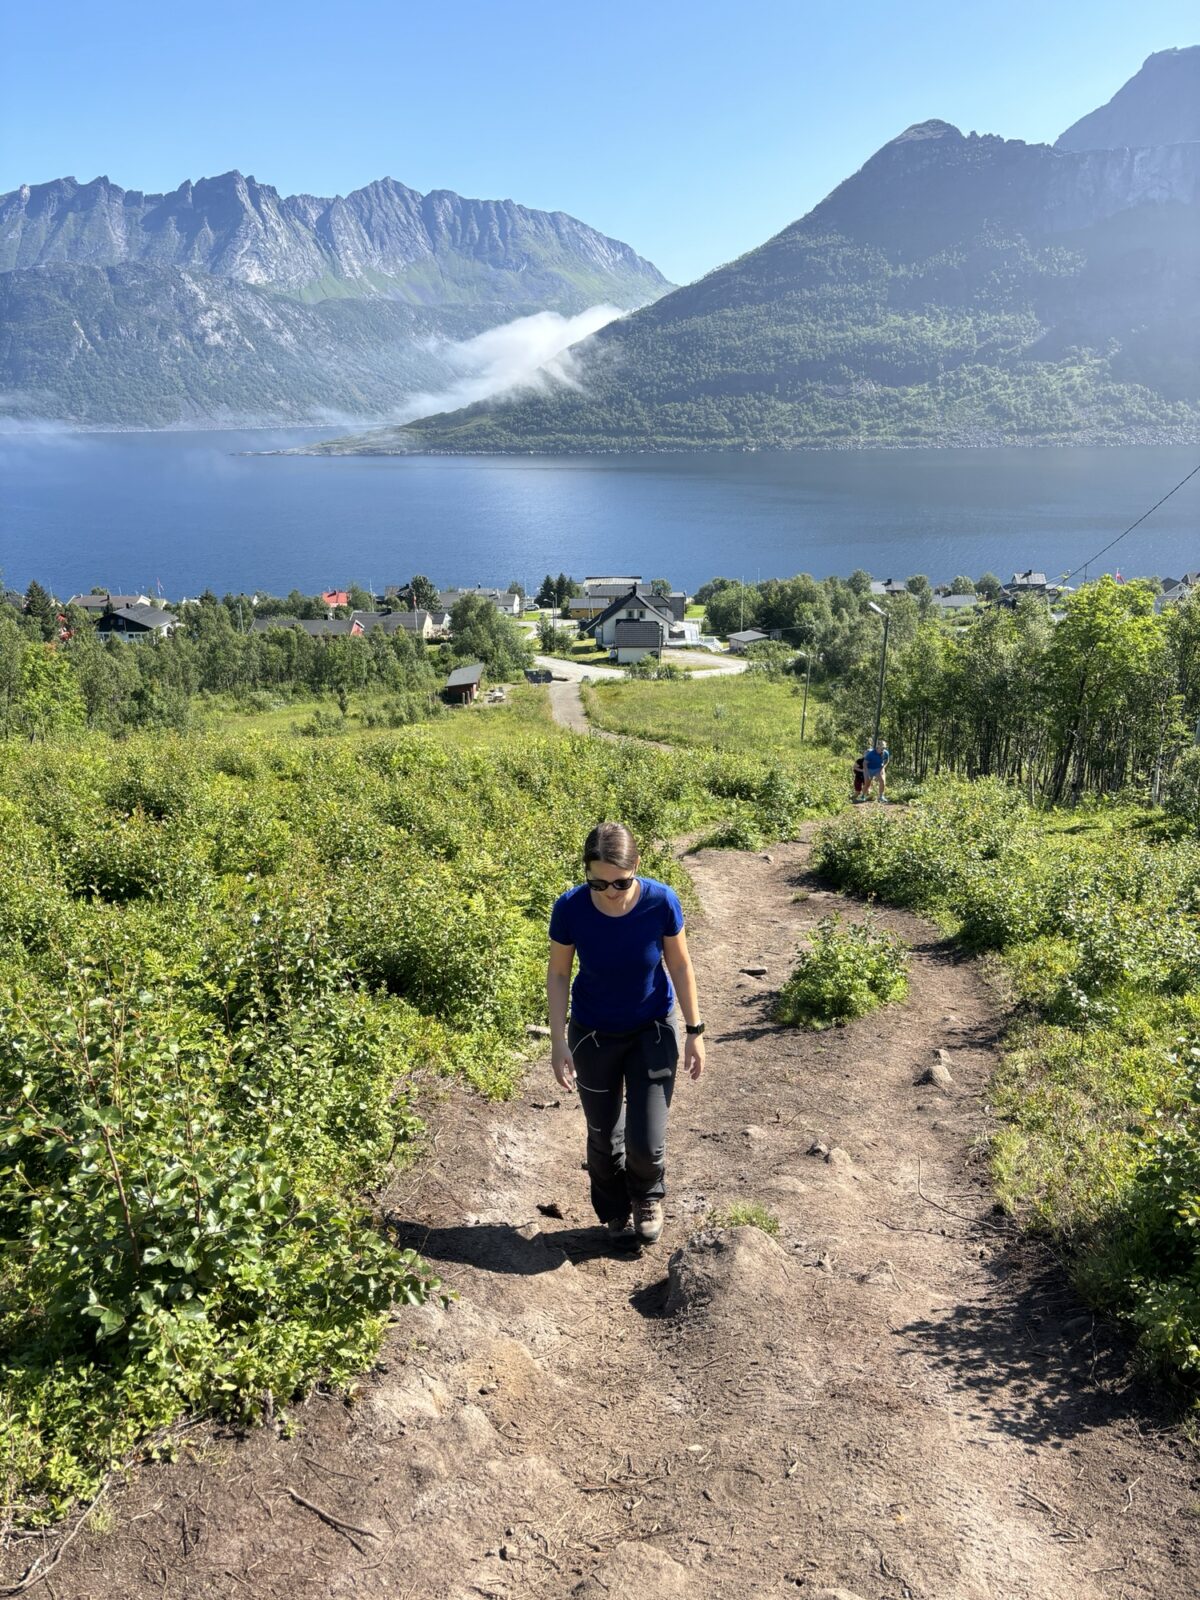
[0,585,532,739]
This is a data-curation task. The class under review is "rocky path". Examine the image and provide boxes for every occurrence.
[29,841,1196,1600]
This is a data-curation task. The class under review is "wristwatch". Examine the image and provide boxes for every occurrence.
[685,1021,706,1036]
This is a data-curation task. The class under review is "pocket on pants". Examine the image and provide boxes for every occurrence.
[646,1017,679,1080]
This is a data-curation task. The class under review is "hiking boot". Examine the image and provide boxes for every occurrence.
[606,1211,633,1241]
[633,1198,664,1244]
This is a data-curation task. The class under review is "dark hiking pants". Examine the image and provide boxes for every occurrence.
[567,1012,680,1223]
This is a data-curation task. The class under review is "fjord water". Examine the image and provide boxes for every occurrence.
[2,429,1197,596]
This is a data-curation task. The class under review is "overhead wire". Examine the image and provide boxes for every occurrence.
[1062,460,1200,585]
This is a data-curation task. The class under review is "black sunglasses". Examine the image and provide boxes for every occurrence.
[586,875,636,892]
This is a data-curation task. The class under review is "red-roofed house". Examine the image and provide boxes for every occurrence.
[321,590,350,609]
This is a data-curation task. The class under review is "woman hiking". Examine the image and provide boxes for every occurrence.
[547,822,706,1246]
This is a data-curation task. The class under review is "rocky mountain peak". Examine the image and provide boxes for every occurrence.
[1056,44,1200,151]
[889,120,964,145]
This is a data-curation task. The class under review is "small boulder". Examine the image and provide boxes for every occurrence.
[919,1062,954,1091]
[572,1540,693,1598]
[807,1139,829,1158]
[824,1146,853,1170]
[526,1023,552,1038]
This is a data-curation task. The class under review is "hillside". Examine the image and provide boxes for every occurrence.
[0,172,669,427]
[312,53,1200,455]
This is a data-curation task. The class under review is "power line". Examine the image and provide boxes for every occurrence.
[1063,460,1200,585]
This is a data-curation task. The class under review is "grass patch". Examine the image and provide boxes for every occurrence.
[583,671,838,759]
[708,1202,781,1236]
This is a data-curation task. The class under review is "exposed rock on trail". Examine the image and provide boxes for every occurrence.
[14,841,1196,1600]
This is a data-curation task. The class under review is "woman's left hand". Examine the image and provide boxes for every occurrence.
[683,1034,705,1081]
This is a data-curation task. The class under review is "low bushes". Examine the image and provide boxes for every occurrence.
[0,720,830,1519]
[773,913,909,1029]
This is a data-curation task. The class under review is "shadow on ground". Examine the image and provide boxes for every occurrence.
[895,1248,1181,1448]
[386,1217,626,1274]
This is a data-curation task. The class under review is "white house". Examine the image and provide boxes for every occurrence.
[582,587,676,651]
[439,587,522,617]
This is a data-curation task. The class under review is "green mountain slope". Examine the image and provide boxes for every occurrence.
[0,263,511,427]
[317,56,1200,455]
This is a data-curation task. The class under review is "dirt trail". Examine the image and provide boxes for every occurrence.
[25,839,1198,1600]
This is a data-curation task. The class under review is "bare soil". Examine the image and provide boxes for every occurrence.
[9,840,1199,1600]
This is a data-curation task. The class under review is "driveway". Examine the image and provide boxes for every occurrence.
[530,652,749,683]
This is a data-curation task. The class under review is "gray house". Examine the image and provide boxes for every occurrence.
[69,591,152,613]
[251,616,363,637]
[612,618,667,664]
[351,609,434,640]
[728,628,769,653]
[1156,572,1200,612]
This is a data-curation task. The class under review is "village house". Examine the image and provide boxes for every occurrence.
[439,587,522,617]
[96,604,177,641]
[444,662,485,703]
[611,619,666,664]
[931,593,978,613]
[251,616,364,637]
[1003,570,1049,596]
[580,587,672,656]
[1155,572,1200,612]
[67,592,152,613]
[868,579,909,598]
[728,628,770,654]
[578,584,702,658]
[351,609,435,641]
[569,577,688,625]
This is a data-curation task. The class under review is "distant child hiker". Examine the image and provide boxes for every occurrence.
[547,822,706,1246]
[851,753,866,801]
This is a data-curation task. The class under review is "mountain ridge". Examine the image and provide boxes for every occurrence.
[0,170,667,306]
[309,50,1200,456]
[0,170,671,426]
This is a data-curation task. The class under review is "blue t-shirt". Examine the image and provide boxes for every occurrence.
[549,876,684,1031]
[864,746,889,773]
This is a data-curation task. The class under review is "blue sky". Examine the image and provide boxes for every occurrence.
[5,1,1195,284]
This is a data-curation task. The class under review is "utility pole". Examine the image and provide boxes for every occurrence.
[800,649,814,743]
[867,601,891,749]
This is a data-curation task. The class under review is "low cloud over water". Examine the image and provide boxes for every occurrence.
[400,303,622,423]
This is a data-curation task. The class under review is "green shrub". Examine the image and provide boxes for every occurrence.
[774,913,909,1029]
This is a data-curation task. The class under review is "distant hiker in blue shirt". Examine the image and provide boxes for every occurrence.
[547,821,706,1247]
[864,737,890,802]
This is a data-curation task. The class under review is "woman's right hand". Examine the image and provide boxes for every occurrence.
[551,1045,576,1091]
